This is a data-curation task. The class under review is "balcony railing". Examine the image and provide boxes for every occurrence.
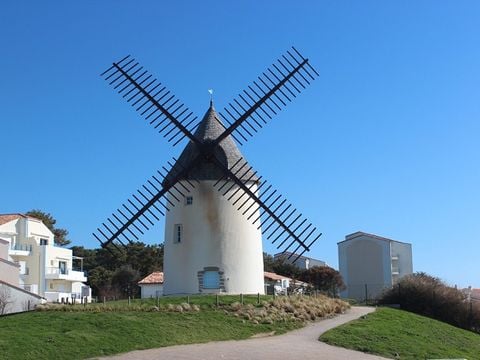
[45,267,87,281]
[10,243,32,252]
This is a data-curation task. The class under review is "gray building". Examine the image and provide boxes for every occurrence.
[274,252,326,270]
[338,231,413,301]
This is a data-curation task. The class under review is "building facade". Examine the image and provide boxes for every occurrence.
[338,231,413,301]
[0,214,91,303]
[0,238,20,286]
[274,251,326,270]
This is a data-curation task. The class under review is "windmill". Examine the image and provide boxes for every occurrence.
[94,47,322,295]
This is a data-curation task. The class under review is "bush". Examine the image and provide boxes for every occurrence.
[225,294,349,324]
[378,272,479,333]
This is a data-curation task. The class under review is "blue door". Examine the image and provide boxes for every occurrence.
[203,271,220,289]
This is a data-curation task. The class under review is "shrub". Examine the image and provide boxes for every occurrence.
[378,272,479,333]
[226,294,349,324]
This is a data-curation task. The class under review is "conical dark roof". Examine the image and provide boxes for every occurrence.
[164,103,257,183]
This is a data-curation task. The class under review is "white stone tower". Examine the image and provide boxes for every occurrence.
[163,103,265,295]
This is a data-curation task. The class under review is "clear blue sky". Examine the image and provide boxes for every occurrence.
[1,1,479,288]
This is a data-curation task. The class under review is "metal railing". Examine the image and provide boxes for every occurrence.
[10,243,32,252]
[45,267,87,279]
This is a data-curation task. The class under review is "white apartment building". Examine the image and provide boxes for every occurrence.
[338,231,413,301]
[0,214,91,303]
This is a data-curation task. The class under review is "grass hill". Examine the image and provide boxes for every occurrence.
[0,294,347,360]
[320,306,480,360]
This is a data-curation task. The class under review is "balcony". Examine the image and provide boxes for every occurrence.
[9,243,32,256]
[45,267,87,282]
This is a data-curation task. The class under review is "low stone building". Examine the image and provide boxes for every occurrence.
[138,272,164,298]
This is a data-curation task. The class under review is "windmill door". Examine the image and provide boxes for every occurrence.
[203,271,220,289]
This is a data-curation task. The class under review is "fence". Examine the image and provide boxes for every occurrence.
[342,283,389,304]
[87,290,337,308]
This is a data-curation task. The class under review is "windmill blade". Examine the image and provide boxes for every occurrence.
[101,55,202,147]
[210,156,321,261]
[214,46,319,146]
[92,156,201,249]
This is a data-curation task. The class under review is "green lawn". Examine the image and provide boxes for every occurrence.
[320,307,480,360]
[0,296,300,360]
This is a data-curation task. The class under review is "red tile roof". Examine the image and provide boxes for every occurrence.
[0,214,25,226]
[138,271,164,284]
[0,213,45,226]
[264,271,290,281]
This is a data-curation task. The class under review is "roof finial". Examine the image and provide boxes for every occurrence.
[208,89,214,107]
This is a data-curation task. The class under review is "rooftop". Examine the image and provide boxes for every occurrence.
[164,103,257,182]
[0,214,28,226]
[338,231,411,245]
[138,271,164,285]
[0,213,44,226]
[264,271,290,281]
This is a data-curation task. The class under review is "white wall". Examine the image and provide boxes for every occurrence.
[164,180,264,295]
[339,234,392,300]
[0,239,20,286]
[0,281,45,315]
[140,284,164,298]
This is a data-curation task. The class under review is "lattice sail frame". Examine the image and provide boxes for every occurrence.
[94,47,321,262]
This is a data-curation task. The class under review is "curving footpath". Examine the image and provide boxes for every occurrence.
[98,306,388,360]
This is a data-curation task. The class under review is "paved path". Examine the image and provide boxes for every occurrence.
[98,306,388,360]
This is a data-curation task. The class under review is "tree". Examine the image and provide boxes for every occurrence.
[25,209,71,246]
[0,285,12,315]
[300,266,345,296]
[87,266,114,298]
[69,246,98,272]
[111,265,141,298]
[263,252,275,272]
[263,252,302,279]
[71,242,164,297]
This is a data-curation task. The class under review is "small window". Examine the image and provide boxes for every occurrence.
[50,283,54,289]
[203,271,220,289]
[59,261,67,275]
[40,238,48,245]
[185,196,193,205]
[174,224,183,243]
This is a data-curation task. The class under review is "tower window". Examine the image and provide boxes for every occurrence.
[185,196,193,205]
[174,224,183,243]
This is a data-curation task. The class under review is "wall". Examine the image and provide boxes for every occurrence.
[140,284,164,298]
[338,235,391,300]
[164,180,264,295]
[0,280,45,315]
[0,259,20,286]
[0,239,20,286]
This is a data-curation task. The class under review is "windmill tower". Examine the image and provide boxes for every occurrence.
[163,102,263,294]
[94,47,322,295]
